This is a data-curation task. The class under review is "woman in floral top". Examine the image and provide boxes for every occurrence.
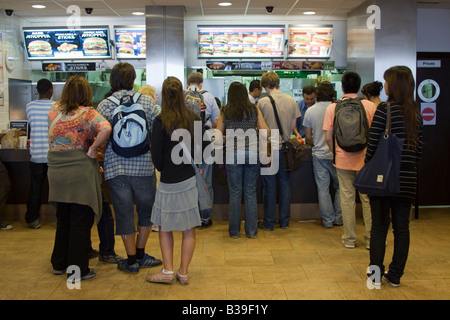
[47,75,111,281]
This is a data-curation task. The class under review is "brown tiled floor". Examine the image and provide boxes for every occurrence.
[1,207,450,300]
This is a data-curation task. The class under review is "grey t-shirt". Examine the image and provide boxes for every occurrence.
[303,101,333,160]
[257,91,300,142]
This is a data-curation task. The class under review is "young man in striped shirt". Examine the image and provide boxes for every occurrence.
[25,79,54,229]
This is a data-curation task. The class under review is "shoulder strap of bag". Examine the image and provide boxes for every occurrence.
[49,112,63,133]
[107,95,121,106]
[268,95,284,142]
[384,102,391,137]
[180,141,199,173]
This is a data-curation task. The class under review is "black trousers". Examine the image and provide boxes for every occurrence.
[25,162,48,224]
[51,202,95,278]
[369,196,412,282]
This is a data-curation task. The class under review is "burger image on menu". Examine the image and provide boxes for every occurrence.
[28,40,53,56]
[83,37,108,55]
[118,47,135,55]
[119,34,134,45]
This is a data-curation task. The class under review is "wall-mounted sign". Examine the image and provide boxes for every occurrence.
[421,103,436,126]
[42,62,106,72]
[198,25,285,59]
[417,60,441,68]
[418,79,440,103]
[114,26,146,59]
[287,25,333,59]
[23,27,111,60]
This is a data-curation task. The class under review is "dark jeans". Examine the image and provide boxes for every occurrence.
[0,161,11,217]
[95,194,116,256]
[369,196,412,282]
[225,151,260,237]
[51,202,95,278]
[25,162,48,224]
[261,151,291,229]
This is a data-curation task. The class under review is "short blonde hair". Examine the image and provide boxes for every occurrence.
[261,72,280,90]
[138,85,156,97]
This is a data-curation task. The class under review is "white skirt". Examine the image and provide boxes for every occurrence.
[151,176,201,232]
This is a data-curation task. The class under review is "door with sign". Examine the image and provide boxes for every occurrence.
[416,52,450,206]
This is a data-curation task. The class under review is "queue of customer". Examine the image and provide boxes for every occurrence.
[9,62,421,289]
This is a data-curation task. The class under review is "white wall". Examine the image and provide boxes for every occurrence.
[417,8,450,52]
[0,13,32,130]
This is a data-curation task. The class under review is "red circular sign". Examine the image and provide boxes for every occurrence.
[422,107,435,122]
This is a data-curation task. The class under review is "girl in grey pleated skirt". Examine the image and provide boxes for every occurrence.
[151,176,201,232]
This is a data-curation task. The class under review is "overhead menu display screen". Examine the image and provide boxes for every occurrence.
[114,26,146,59]
[197,25,285,59]
[287,25,333,59]
[23,27,111,60]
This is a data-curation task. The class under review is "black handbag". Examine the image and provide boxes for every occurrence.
[268,95,304,172]
[353,103,405,196]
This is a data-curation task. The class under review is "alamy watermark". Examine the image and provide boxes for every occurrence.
[171,121,281,175]
[66,265,81,290]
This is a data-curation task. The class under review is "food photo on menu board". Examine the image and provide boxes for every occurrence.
[23,28,111,60]
[114,27,146,59]
[287,25,333,58]
[197,25,285,59]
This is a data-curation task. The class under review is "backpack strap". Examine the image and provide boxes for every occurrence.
[107,95,121,105]
[132,92,142,104]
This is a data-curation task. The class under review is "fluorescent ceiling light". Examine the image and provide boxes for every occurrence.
[303,11,316,15]
[32,5,46,9]
[218,2,232,6]
[132,12,145,15]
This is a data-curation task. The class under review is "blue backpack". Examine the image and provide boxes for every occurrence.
[107,93,149,158]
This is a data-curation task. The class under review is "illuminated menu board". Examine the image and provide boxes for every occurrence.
[114,26,146,59]
[197,25,285,59]
[23,27,111,60]
[287,25,333,58]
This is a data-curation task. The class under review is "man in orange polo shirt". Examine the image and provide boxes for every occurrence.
[323,72,376,249]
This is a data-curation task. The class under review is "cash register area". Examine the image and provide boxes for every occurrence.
[1,207,450,300]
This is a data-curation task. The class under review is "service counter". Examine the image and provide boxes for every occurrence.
[0,147,322,222]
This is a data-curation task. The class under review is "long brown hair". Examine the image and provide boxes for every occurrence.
[384,66,420,149]
[59,75,93,114]
[160,76,196,135]
[222,81,257,121]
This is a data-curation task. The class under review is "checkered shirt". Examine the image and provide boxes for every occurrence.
[97,90,158,180]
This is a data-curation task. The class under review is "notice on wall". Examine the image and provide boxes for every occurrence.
[421,103,436,126]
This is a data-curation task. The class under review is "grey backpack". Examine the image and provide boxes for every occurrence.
[333,97,369,155]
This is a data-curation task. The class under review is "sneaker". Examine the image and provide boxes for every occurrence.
[147,269,175,284]
[137,253,162,268]
[0,222,13,230]
[342,239,355,249]
[80,269,96,281]
[151,225,160,232]
[28,219,40,229]
[99,254,124,264]
[383,273,400,287]
[196,219,213,230]
[117,259,139,273]
[176,271,189,285]
[53,269,65,275]
[258,221,273,231]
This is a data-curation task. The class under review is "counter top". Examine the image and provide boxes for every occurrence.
[0,149,31,162]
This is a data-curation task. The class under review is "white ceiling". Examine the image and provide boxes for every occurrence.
[1,0,450,20]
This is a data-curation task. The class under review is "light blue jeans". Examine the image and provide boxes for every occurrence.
[312,156,342,227]
[225,150,260,238]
